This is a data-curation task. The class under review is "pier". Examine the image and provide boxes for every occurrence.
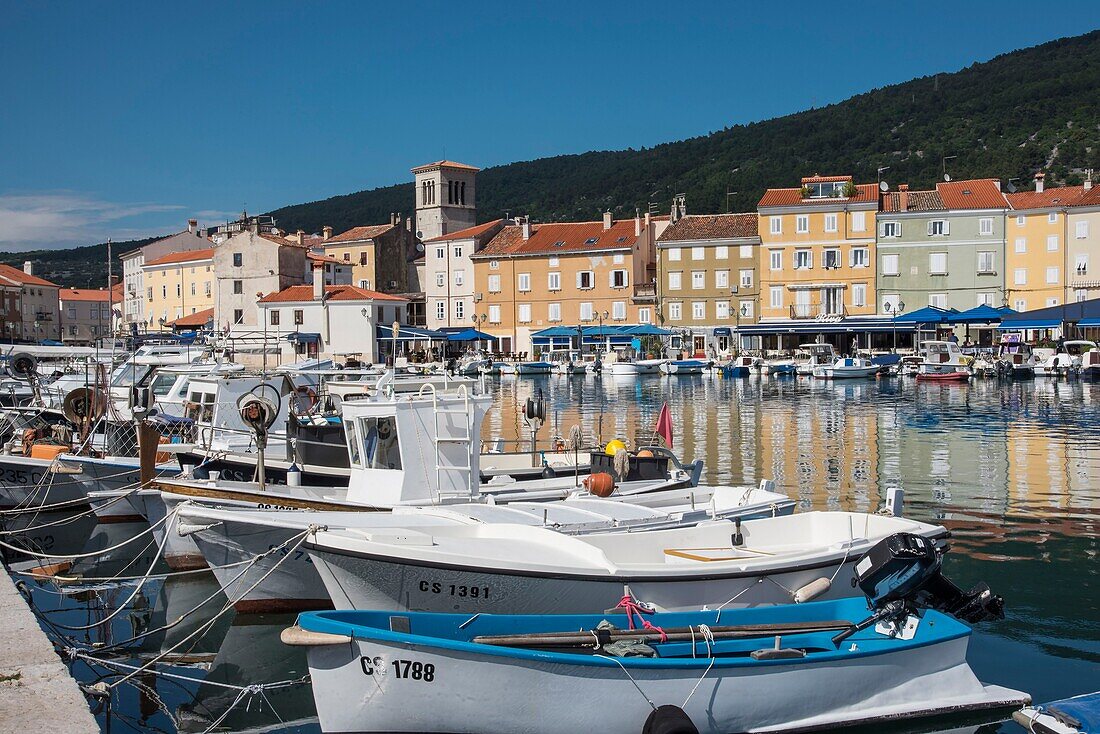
[0,567,97,734]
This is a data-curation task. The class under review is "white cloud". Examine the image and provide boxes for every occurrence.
[0,192,187,251]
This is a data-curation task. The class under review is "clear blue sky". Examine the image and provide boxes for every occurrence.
[1,1,1097,250]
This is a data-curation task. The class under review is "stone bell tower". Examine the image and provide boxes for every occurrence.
[411,160,478,241]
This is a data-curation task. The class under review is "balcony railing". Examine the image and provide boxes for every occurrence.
[632,282,657,303]
[790,304,849,320]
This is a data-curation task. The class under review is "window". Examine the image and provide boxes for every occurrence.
[435,247,445,259]
[517,304,531,323]
[796,215,809,234]
[359,279,370,289]
[1075,254,1089,275]
[822,248,840,269]
[692,301,706,319]
[977,251,995,274]
[488,305,501,323]
[691,247,704,261]
[668,272,682,290]
[739,269,752,288]
[824,213,838,233]
[1075,290,1088,303]
[881,221,900,238]
[232,253,242,267]
[929,252,947,275]
[716,301,730,319]
[1047,297,1060,307]
[190,282,196,296]
[1046,266,1060,284]
[293,309,303,325]
[1014,268,1027,285]
[769,286,783,309]
[233,309,244,324]
[435,273,445,288]
[454,300,464,320]
[882,254,899,276]
[1076,221,1090,239]
[342,252,350,262]
[489,260,499,269]
[577,271,594,289]
[794,249,812,269]
[692,271,705,289]
[1016,215,1025,227]
[610,270,628,288]
[176,283,182,297]
[668,302,682,320]
[613,254,624,265]
[715,270,729,289]
[270,310,280,325]
[161,285,167,298]
[147,287,153,301]
[1048,212,1058,224]
[739,244,752,259]
[360,252,369,266]
[579,302,594,321]
[739,300,754,318]
[929,293,947,308]
[849,283,866,307]
[769,216,782,235]
[668,247,681,261]
[548,272,561,291]
[453,246,462,258]
[852,211,866,232]
[517,273,531,292]
[612,301,627,320]
[979,218,993,236]
[976,292,994,307]
[487,274,501,292]
[928,220,948,236]
[850,247,869,268]
[1015,238,1027,253]
[548,303,561,322]
[452,270,464,287]
[233,280,243,294]
[716,246,729,260]
[769,250,782,271]
[638,307,651,324]
[1047,235,1059,252]
[1014,298,1027,311]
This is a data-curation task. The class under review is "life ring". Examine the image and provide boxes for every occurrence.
[293,386,318,413]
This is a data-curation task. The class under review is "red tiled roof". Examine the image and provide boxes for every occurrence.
[307,252,344,265]
[410,160,480,173]
[145,248,215,266]
[474,219,641,258]
[658,214,758,242]
[424,219,504,243]
[60,288,114,302]
[801,175,852,184]
[881,189,945,213]
[0,263,57,287]
[258,284,407,304]
[324,224,395,244]
[1006,186,1086,210]
[1076,185,1100,207]
[758,183,879,208]
[168,307,214,327]
[935,179,1008,210]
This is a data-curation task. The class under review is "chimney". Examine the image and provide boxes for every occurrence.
[521,216,531,241]
[1084,170,1093,191]
[296,229,305,246]
[313,262,324,300]
[405,217,412,232]
[1035,172,1045,194]
[603,211,613,230]
[187,218,198,234]
[22,261,32,276]
[249,218,260,235]
[323,225,333,241]
[634,210,641,237]
[644,211,651,229]
[390,212,397,226]
[898,184,909,213]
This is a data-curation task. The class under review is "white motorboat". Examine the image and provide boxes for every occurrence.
[1042,340,1100,379]
[514,360,553,375]
[607,358,666,375]
[659,359,708,375]
[994,337,1038,379]
[813,357,880,379]
[795,343,836,375]
[766,357,797,376]
[915,341,972,382]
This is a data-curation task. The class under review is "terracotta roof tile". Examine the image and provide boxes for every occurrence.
[423,219,505,243]
[758,182,879,208]
[168,307,214,327]
[474,219,641,259]
[144,247,215,267]
[935,179,1008,210]
[658,214,757,242]
[324,224,396,244]
[881,189,946,213]
[0,263,57,287]
[258,284,407,304]
[410,160,480,173]
[1007,186,1086,210]
[307,252,344,265]
[800,175,853,184]
[60,288,114,302]
[1076,185,1100,207]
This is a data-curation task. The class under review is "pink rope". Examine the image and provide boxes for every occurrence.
[616,594,667,643]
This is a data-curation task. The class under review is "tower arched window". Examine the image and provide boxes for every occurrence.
[460,181,466,205]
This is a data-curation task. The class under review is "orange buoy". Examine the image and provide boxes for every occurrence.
[636,449,655,458]
[583,471,615,497]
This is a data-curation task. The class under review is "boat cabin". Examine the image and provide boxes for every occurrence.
[920,341,967,365]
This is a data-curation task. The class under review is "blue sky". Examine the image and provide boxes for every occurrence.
[1,1,1097,250]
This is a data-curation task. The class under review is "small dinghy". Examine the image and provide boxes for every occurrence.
[1015,691,1100,734]
[287,533,1025,734]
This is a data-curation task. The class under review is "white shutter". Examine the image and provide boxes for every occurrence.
[849,249,856,267]
[608,270,615,288]
[576,272,583,289]
[943,220,951,235]
[926,221,934,236]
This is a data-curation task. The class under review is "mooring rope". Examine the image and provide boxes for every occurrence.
[0,505,175,559]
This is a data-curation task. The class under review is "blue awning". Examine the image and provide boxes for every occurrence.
[532,336,574,346]
[623,324,673,336]
[893,306,957,324]
[446,328,497,342]
[531,326,580,338]
[738,318,918,335]
[947,304,1016,325]
[996,319,1061,330]
[1078,318,1100,327]
[375,325,448,341]
[285,332,321,344]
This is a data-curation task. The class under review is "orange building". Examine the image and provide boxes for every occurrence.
[1005,174,1085,312]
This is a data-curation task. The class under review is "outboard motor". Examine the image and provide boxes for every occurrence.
[833,532,1004,645]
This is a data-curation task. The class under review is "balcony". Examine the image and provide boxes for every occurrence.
[790,303,849,321]
[632,281,657,304]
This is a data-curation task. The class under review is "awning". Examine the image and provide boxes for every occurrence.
[623,324,673,336]
[1077,318,1100,327]
[996,319,1061,330]
[531,326,580,338]
[738,318,917,335]
[446,328,497,342]
[947,304,1016,325]
[532,335,574,346]
[893,306,957,324]
[375,325,448,341]
[285,332,321,344]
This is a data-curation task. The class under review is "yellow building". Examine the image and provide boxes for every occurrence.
[143,247,215,328]
[1005,174,1084,312]
[757,175,879,337]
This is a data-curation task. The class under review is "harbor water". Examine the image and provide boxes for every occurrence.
[8,373,1100,733]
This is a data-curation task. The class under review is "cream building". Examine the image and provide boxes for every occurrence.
[143,247,215,328]
[1066,178,1100,303]
[423,219,507,331]
[121,219,211,329]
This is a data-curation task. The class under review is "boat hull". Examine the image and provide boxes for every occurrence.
[0,455,88,510]
[915,371,970,382]
[815,367,879,379]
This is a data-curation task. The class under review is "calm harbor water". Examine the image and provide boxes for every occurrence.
[10,373,1100,733]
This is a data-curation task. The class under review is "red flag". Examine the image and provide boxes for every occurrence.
[654,402,673,449]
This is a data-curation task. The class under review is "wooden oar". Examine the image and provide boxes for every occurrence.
[472,620,851,648]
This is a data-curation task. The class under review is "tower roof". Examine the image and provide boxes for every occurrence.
[411,160,480,174]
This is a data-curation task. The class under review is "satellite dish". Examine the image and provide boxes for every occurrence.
[879,180,889,193]
[416,230,424,239]
[1005,180,1018,194]
[943,174,952,182]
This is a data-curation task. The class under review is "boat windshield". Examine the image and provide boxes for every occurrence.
[1065,342,1096,356]
[149,372,178,397]
[360,416,401,470]
[110,364,152,388]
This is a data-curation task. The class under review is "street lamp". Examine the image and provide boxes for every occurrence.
[471,312,487,353]
[597,309,609,356]
[735,302,749,355]
[885,300,906,353]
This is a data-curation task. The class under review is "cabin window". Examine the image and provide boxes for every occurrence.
[149,373,177,397]
[360,417,401,470]
[187,391,215,423]
[346,420,361,466]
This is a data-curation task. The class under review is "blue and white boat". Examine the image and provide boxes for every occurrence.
[514,360,553,375]
[1015,691,1100,733]
[288,593,1026,734]
[659,358,708,375]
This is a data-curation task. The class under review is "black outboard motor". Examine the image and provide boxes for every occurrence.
[833,532,1004,645]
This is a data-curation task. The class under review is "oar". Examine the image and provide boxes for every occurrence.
[473,620,851,648]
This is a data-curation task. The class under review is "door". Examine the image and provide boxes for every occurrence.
[693,336,706,357]
[823,288,842,316]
